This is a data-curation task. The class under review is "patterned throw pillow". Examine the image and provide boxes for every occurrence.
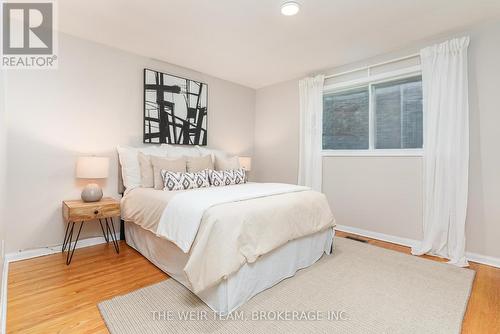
[161,169,210,191]
[209,169,246,187]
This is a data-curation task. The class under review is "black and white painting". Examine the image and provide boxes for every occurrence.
[144,69,208,145]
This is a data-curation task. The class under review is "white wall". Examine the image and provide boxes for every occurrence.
[4,33,256,253]
[0,70,6,317]
[322,157,423,241]
[254,80,300,184]
[253,20,500,260]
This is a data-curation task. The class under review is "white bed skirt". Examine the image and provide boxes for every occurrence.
[125,221,334,314]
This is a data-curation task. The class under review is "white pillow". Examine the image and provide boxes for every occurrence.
[195,146,228,163]
[160,144,201,158]
[117,145,166,191]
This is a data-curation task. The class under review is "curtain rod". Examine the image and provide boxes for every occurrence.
[325,53,420,79]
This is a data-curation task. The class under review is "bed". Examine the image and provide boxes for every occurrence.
[117,146,336,315]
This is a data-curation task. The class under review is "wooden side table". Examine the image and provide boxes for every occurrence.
[62,197,120,265]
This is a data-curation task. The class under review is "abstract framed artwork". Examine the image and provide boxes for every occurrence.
[143,68,208,145]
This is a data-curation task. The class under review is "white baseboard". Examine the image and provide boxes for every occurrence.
[335,224,420,249]
[335,224,500,269]
[5,233,120,263]
[466,252,500,269]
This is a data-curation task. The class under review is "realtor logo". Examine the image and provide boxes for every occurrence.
[1,1,57,68]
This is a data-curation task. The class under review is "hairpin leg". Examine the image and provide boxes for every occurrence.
[99,219,109,242]
[105,217,120,254]
[62,221,72,253]
[66,221,84,265]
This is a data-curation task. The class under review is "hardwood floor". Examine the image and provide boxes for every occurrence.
[6,234,500,333]
[7,242,167,333]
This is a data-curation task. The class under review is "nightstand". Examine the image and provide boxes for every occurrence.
[62,197,120,265]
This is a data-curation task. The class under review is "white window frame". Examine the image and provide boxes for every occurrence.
[322,65,424,157]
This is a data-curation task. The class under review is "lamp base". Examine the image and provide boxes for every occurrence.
[81,183,103,202]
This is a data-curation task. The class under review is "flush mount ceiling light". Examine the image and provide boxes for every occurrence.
[281,1,300,16]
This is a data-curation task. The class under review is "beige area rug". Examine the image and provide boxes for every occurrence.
[99,237,475,334]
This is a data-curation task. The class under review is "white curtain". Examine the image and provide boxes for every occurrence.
[411,37,470,267]
[298,75,324,191]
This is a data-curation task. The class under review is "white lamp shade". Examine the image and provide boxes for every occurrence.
[76,157,109,179]
[239,156,252,171]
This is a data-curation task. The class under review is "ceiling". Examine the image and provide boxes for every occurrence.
[58,0,500,89]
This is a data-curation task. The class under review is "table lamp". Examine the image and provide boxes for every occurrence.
[76,156,109,202]
[238,156,252,172]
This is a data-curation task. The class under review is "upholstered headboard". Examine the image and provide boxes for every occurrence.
[118,159,126,195]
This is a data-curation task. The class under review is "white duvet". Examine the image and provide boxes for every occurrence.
[122,183,335,293]
[156,183,310,252]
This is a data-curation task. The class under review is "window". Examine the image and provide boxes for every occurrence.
[373,77,423,149]
[323,87,369,150]
[323,74,423,154]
